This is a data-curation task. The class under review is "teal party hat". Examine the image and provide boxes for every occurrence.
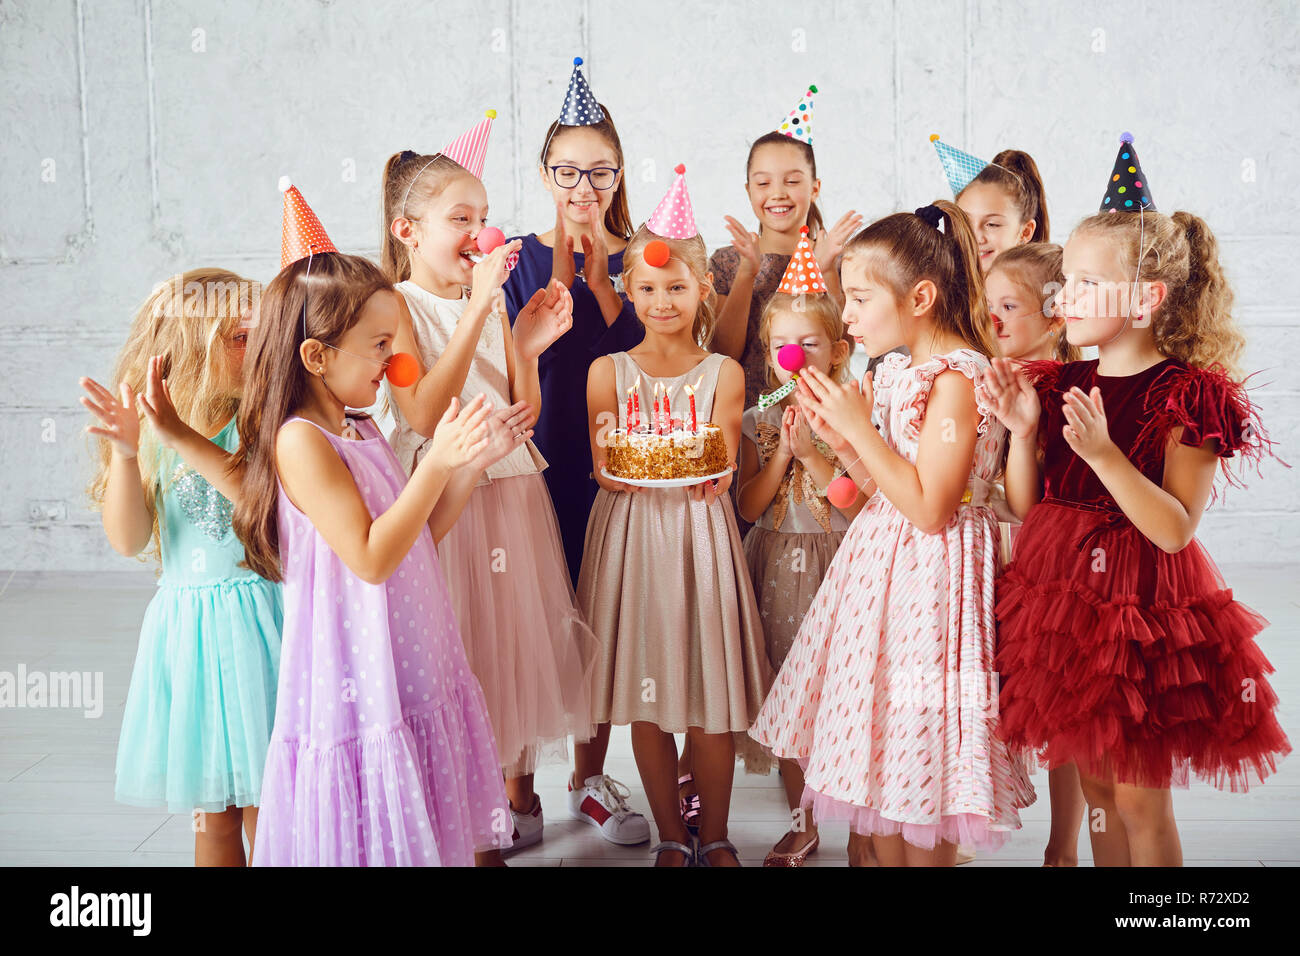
[930,133,989,195]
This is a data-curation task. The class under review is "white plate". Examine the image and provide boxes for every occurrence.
[600,467,731,489]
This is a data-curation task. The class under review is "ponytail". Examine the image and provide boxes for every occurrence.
[933,199,997,356]
[962,148,1050,243]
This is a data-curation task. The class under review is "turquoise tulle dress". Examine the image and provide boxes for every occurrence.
[114,417,283,813]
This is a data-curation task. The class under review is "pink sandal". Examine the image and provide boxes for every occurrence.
[678,774,701,832]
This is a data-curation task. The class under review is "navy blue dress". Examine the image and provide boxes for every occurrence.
[503,233,644,588]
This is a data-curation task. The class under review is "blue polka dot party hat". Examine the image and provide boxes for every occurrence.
[777,84,817,144]
[559,56,604,126]
[1101,132,1155,212]
[930,133,989,195]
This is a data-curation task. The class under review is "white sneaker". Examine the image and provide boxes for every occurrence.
[567,774,651,845]
[503,795,544,854]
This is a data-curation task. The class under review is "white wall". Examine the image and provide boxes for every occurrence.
[2,0,1296,570]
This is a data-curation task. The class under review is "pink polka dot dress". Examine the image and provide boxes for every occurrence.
[748,350,1036,851]
[253,415,511,866]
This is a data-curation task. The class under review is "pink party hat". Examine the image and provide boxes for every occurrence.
[777,226,826,295]
[441,110,497,179]
[646,164,697,239]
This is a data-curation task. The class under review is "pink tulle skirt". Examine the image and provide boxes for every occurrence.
[437,472,597,776]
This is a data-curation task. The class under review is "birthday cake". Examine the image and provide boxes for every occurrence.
[605,424,729,481]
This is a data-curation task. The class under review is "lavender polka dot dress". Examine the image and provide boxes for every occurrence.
[252,415,511,866]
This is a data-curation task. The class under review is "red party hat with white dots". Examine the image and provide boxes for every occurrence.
[777,226,826,295]
[441,110,496,180]
[646,163,697,239]
[777,84,817,145]
[279,176,338,270]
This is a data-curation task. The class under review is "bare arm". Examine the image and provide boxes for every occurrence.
[80,376,153,556]
[277,397,491,585]
[1060,386,1218,554]
[983,358,1044,520]
[389,291,491,438]
[804,367,976,534]
[737,431,790,523]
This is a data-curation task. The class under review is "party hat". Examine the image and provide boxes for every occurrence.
[1101,132,1155,212]
[441,110,497,179]
[776,84,817,144]
[646,163,697,239]
[777,226,826,295]
[559,56,604,126]
[930,134,989,195]
[279,176,337,270]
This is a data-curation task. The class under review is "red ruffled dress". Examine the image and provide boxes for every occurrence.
[996,357,1290,791]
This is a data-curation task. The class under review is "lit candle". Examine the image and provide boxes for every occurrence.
[625,385,634,431]
[663,387,672,430]
[632,375,641,429]
[653,382,662,434]
[684,383,697,432]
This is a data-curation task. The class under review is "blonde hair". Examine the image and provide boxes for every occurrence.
[843,200,997,357]
[988,243,1080,362]
[622,226,716,346]
[1075,210,1245,378]
[379,150,476,283]
[758,292,852,388]
[87,268,257,565]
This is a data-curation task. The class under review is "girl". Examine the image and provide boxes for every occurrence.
[579,222,769,867]
[234,250,524,866]
[985,206,1291,867]
[735,284,866,866]
[380,149,597,861]
[955,149,1050,273]
[749,201,1035,867]
[500,85,650,845]
[986,243,1084,866]
[81,268,280,867]
[712,130,862,408]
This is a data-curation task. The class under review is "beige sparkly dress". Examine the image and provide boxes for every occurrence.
[578,351,771,738]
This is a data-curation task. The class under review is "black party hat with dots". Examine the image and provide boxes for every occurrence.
[1100,132,1155,213]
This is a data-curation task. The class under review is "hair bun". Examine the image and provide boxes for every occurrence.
[914,204,944,230]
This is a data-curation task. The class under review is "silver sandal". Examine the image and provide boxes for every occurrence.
[696,838,740,867]
[650,839,695,867]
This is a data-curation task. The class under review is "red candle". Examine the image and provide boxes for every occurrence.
[685,384,697,432]
[632,376,641,429]
[625,386,634,431]
[653,382,662,434]
[664,389,672,430]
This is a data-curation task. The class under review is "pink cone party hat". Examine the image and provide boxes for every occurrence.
[777,84,817,144]
[441,110,497,179]
[777,226,826,295]
[278,176,338,270]
[646,163,697,239]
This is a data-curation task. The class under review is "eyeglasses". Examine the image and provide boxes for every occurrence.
[548,165,620,190]
[323,342,390,369]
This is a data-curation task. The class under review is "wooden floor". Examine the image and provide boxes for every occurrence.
[1,564,1296,867]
